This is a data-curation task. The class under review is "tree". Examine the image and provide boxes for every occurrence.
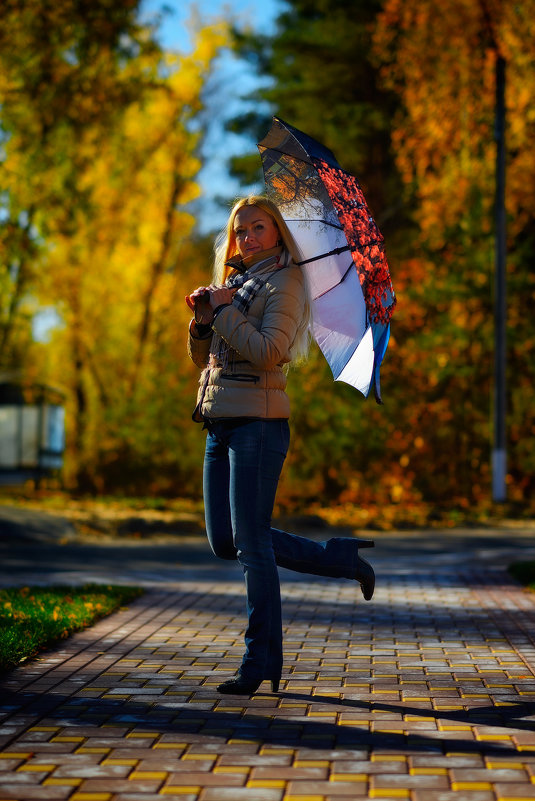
[230,0,404,230]
[373,0,535,503]
[228,0,416,508]
[0,0,159,367]
[229,0,535,509]
[39,28,227,491]
[0,1,228,491]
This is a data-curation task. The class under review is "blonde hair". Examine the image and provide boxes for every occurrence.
[213,195,312,363]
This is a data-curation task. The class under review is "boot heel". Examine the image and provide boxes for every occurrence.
[355,538,374,548]
[270,679,280,692]
[355,555,375,601]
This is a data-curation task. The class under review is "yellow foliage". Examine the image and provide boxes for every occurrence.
[13,20,230,488]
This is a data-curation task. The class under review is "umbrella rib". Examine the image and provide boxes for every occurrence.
[284,218,343,231]
[312,261,355,300]
[297,245,351,267]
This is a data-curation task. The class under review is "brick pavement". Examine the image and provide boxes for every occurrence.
[1,556,535,800]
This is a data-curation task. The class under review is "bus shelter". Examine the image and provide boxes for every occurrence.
[0,378,65,486]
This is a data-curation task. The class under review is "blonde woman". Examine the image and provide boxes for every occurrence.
[186,196,375,696]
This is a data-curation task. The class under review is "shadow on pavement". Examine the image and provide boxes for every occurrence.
[1,686,534,759]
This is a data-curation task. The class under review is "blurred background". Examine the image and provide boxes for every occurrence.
[1,0,534,529]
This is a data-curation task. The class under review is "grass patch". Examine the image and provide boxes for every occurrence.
[508,561,535,590]
[0,584,143,673]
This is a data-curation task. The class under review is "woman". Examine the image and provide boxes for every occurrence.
[186,196,375,696]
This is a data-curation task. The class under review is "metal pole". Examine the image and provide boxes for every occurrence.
[492,55,507,502]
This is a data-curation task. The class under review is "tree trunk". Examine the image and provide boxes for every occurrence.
[128,157,184,398]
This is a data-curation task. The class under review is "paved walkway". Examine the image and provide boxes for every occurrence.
[1,525,535,800]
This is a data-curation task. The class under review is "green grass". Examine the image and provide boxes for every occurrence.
[508,561,535,590]
[0,584,143,673]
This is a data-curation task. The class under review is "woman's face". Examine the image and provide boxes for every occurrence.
[233,206,280,258]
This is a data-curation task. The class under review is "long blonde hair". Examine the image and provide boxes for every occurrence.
[213,195,312,363]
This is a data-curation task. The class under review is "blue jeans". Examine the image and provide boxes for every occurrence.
[203,419,361,683]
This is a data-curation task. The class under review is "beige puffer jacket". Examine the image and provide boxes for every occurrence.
[188,261,306,420]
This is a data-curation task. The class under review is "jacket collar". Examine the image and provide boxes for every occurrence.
[225,245,283,275]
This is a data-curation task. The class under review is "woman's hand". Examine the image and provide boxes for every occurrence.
[185,287,213,325]
[208,286,234,310]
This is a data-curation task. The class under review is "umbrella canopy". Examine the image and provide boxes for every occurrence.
[257,116,396,402]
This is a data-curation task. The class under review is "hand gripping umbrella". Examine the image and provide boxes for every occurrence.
[257,117,396,403]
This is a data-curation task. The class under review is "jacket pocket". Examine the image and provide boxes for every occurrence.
[220,373,260,383]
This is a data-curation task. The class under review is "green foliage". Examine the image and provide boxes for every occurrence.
[0,584,143,673]
[230,0,405,232]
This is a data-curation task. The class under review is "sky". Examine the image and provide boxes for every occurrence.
[140,0,283,233]
[140,0,281,53]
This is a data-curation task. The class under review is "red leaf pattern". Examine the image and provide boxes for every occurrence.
[313,158,396,325]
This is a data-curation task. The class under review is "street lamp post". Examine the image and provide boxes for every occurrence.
[492,54,507,503]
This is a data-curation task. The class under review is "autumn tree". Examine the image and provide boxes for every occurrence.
[40,29,227,491]
[0,0,160,367]
[227,0,535,509]
[1,1,228,491]
[227,0,415,509]
[230,0,403,226]
[373,0,535,503]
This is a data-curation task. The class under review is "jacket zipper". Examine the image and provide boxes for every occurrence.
[221,373,260,383]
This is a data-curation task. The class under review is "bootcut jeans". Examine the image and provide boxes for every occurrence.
[203,418,362,683]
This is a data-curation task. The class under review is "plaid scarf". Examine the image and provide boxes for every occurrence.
[210,249,284,369]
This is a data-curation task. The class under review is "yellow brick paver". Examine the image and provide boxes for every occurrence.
[1,533,535,801]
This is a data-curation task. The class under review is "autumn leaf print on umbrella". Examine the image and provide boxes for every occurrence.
[257,116,396,402]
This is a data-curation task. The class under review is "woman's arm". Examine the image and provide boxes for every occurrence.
[187,319,212,368]
[185,288,215,368]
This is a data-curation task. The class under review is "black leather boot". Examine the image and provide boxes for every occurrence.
[217,675,280,695]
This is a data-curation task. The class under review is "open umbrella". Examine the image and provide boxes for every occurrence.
[257,116,396,402]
